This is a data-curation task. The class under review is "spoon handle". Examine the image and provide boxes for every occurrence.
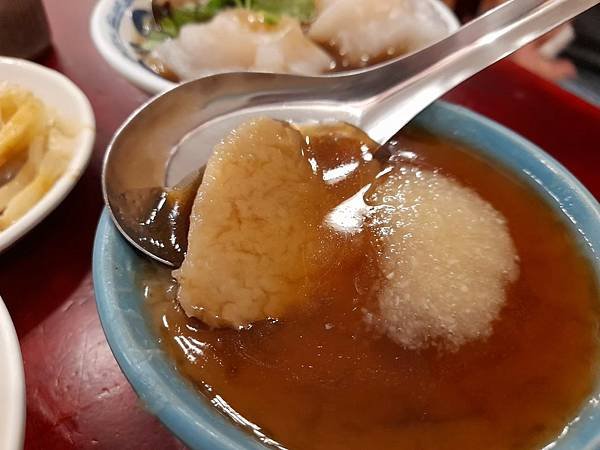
[357,0,597,144]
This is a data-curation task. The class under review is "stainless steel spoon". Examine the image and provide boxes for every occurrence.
[103,0,598,267]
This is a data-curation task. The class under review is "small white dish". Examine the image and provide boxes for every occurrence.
[0,295,25,450]
[0,57,95,253]
[90,0,460,94]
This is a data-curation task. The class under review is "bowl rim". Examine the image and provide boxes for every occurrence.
[90,0,174,94]
[0,295,26,450]
[89,0,460,94]
[93,101,600,450]
[0,56,96,253]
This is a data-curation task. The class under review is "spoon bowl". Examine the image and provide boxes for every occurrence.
[103,0,599,266]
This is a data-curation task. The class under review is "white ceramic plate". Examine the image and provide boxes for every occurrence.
[0,57,95,253]
[90,0,460,94]
[0,295,25,450]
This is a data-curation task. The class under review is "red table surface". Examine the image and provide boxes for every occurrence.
[1,1,599,449]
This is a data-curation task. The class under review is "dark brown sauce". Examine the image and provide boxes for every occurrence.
[139,126,600,449]
[144,54,180,82]
[115,169,203,266]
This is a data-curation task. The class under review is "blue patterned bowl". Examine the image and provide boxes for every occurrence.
[90,0,173,93]
[89,0,459,94]
[93,101,600,449]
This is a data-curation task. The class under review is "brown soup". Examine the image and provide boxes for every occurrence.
[139,127,600,450]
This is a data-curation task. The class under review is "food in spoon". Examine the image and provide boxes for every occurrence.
[174,118,379,327]
[174,118,327,326]
[141,0,453,80]
[0,84,76,231]
[175,118,518,352]
[140,121,599,449]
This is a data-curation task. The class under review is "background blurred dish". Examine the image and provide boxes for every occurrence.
[0,57,95,253]
[90,0,460,94]
[0,294,25,450]
[93,101,600,450]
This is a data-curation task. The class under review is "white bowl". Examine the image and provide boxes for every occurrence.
[0,295,25,450]
[0,57,95,253]
[90,0,460,94]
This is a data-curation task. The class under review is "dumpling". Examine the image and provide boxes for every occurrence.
[153,9,334,79]
[364,166,519,350]
[309,0,450,67]
[173,118,329,328]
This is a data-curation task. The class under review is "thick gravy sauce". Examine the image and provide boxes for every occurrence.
[139,127,600,450]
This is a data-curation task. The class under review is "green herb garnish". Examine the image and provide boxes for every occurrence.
[154,0,316,39]
[251,0,315,23]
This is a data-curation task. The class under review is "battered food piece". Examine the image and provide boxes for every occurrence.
[309,0,447,66]
[174,118,327,328]
[365,166,519,349]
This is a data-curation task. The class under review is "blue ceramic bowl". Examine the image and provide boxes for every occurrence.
[93,101,600,450]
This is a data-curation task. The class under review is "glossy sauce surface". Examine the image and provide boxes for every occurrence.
[140,127,600,450]
[114,169,204,266]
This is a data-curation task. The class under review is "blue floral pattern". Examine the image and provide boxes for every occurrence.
[106,0,135,58]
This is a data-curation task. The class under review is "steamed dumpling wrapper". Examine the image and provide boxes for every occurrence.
[309,0,450,66]
[153,9,334,79]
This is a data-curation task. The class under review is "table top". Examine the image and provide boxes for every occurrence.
[1,1,599,449]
